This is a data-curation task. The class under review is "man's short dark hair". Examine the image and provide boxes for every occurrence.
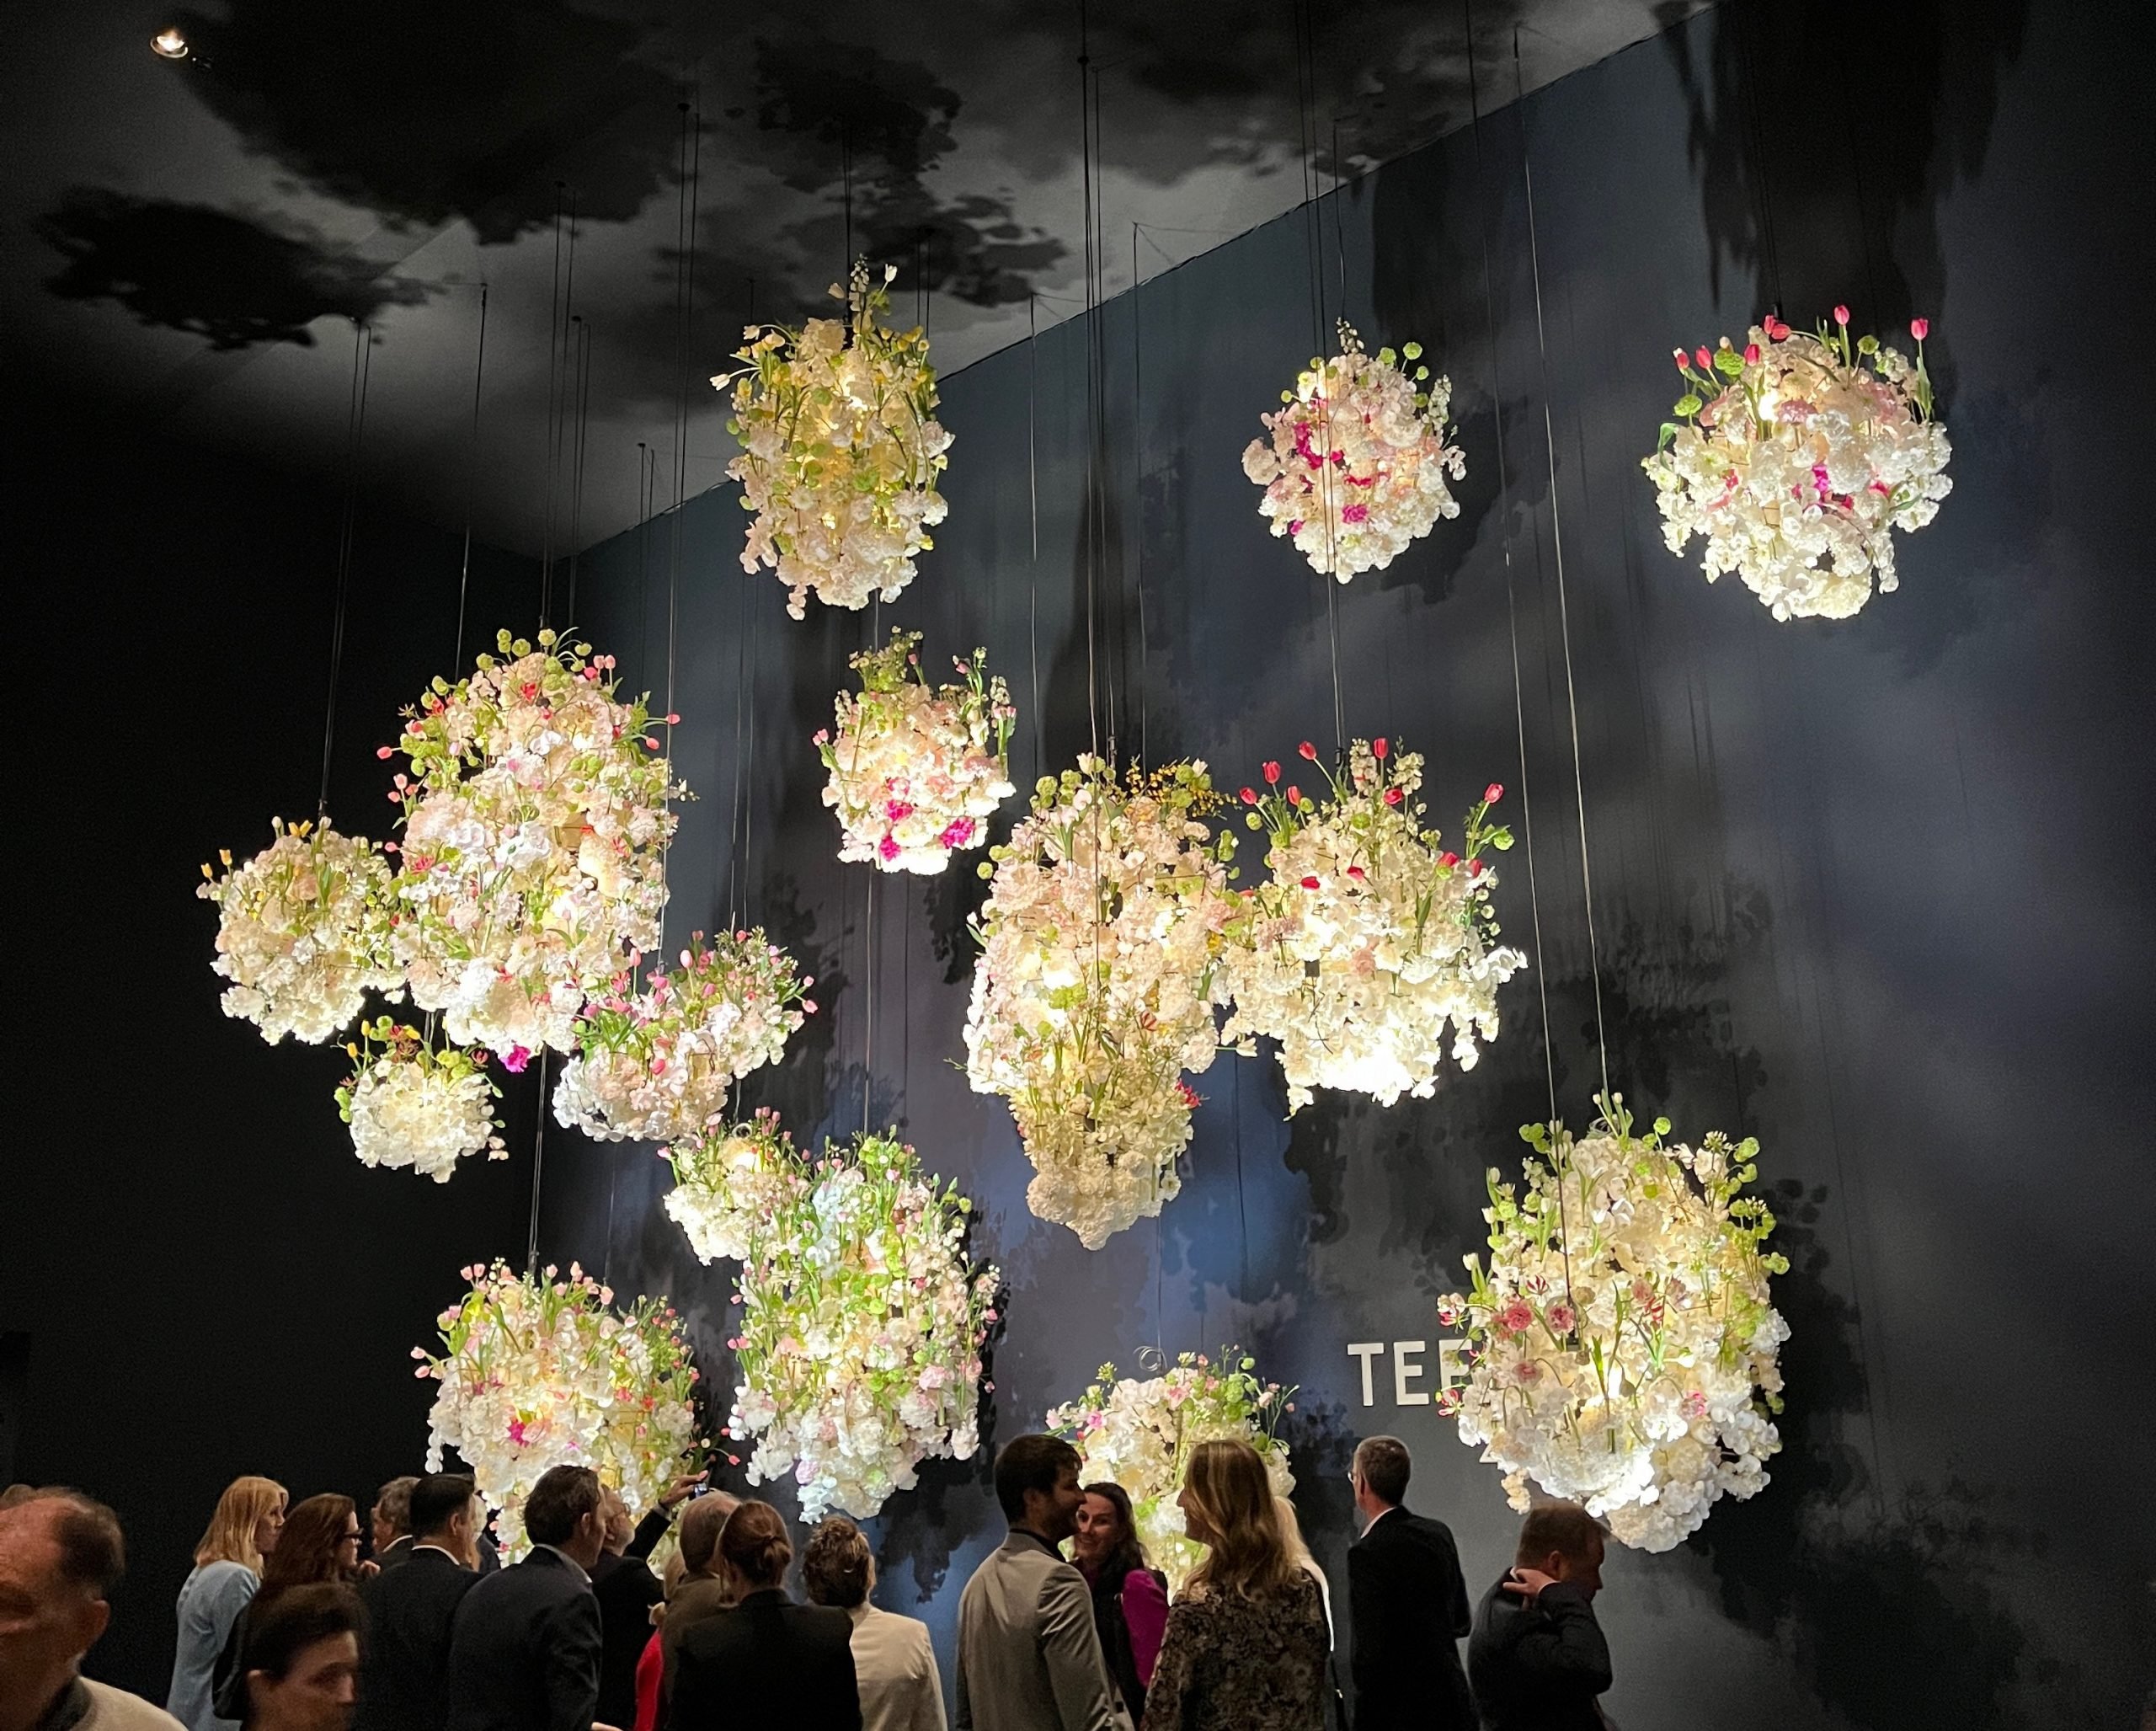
[1516,1501,1604,1567]
[801,1516,872,1610]
[372,1476,419,1536]
[408,1474,475,1541]
[993,1434,1081,1524]
[23,1488,125,1597]
[1353,1436,1412,1508]
[522,1466,601,1547]
[243,1582,360,1694]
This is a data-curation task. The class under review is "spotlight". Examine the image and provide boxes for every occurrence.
[150,27,190,60]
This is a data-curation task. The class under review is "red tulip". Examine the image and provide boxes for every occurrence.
[1833,304,1850,326]
[1287,786,1302,807]
[1439,850,1460,868]
[1300,875,1321,890]
[1382,787,1403,806]
[1262,761,1281,784]
[1298,740,1319,761]
[1694,347,1712,371]
[1743,343,1760,364]
[1240,787,1258,805]
[1484,782,1504,804]
[1372,737,1388,760]
[1910,318,1929,342]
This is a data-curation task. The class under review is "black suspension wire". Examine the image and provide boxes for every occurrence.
[540,184,566,613]
[1291,0,1347,753]
[453,285,488,673]
[1130,223,1148,767]
[566,317,593,615]
[525,1051,551,1273]
[1077,6,1102,757]
[659,97,699,955]
[1027,295,1043,783]
[316,318,372,819]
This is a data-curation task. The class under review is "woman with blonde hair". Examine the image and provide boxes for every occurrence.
[1140,1440,1328,1731]
[168,1475,286,1731]
[1273,1495,1334,1647]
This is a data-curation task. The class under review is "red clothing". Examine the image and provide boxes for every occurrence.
[1121,1566,1171,1686]
[632,1627,664,1731]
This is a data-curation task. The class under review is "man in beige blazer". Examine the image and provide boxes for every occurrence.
[953,1436,1130,1731]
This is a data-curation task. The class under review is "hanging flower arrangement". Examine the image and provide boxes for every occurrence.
[336,1016,506,1182]
[198,818,402,1044]
[817,629,1017,874]
[416,1259,701,1555]
[963,758,1238,1249]
[386,628,680,1055]
[1220,741,1527,1114]
[1242,321,1465,580]
[720,260,953,620]
[1642,310,1951,621]
[1048,1350,1294,1594]
[552,932,814,1143]
[1435,1095,1790,1553]
[723,1131,1000,1522]
[662,1109,810,1266]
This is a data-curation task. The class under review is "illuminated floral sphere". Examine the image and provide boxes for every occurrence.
[1436,1096,1790,1552]
[964,757,1237,1248]
[1642,310,1951,620]
[662,1109,810,1266]
[720,260,952,619]
[337,1017,505,1182]
[1242,321,1465,580]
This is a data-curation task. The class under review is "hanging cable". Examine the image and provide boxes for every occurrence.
[1027,294,1043,783]
[566,317,593,618]
[525,1051,551,1272]
[316,318,372,819]
[1130,223,1149,768]
[1291,0,1347,754]
[658,97,699,956]
[540,184,566,619]
[1078,10,1102,759]
[453,285,488,672]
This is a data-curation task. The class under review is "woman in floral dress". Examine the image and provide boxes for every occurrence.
[1140,1440,1331,1731]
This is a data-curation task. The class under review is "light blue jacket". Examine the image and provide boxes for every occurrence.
[167,1560,257,1731]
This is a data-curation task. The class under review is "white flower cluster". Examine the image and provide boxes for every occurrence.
[417,1261,700,1556]
[388,630,680,1055]
[1642,313,1952,621]
[197,819,401,1044]
[721,261,953,619]
[723,1132,999,1522]
[553,932,813,1143]
[339,1023,505,1183]
[1242,322,1465,580]
[819,631,1016,874]
[964,759,1236,1248]
[1220,742,1526,1114]
[1049,1352,1294,1594]
[1437,1097,1790,1552]
[662,1110,809,1266]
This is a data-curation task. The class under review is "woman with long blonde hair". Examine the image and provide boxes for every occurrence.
[168,1476,286,1731]
[1139,1440,1329,1731]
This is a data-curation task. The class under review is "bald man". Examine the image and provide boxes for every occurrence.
[0,1489,185,1731]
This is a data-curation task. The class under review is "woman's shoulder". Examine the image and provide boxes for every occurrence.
[184,1561,257,1599]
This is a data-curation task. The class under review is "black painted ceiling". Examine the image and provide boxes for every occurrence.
[4,0,1706,553]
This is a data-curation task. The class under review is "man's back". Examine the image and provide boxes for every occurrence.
[591,1552,664,1730]
[1466,1573,1612,1731]
[670,1590,862,1731]
[358,1547,477,1731]
[953,1531,1124,1731]
[1347,1508,1475,1731]
[445,1548,601,1731]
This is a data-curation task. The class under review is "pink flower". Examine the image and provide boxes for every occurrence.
[1438,850,1460,868]
[1743,342,1760,364]
[1484,782,1504,804]
[1287,519,1304,537]
[1298,740,1319,761]
[1546,1303,1577,1333]
[886,799,915,821]
[1382,787,1402,806]
[1497,1301,1535,1336]
[1672,348,1688,370]
[1346,864,1365,881]
[1682,1391,1709,1421]
[1300,875,1321,890]
[1240,786,1259,805]
[1910,318,1929,342]
[1694,346,1713,370]
[501,1045,531,1074]
[1372,737,1388,760]
[937,818,976,849]
[878,835,901,861]
[1286,786,1302,807]
[508,1418,529,1445]
[1514,1360,1541,1384]
[1262,761,1281,784]
[1833,305,1849,326]
[1342,502,1369,524]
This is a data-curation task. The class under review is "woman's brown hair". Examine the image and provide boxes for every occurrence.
[1181,1440,1295,1600]
[1081,1481,1149,1585]
[259,1493,356,1595]
[193,1477,286,1574]
[717,1499,792,1592]
[801,1516,872,1610]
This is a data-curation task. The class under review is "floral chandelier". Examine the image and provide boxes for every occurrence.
[1436,1095,1789,1552]
[1242,321,1465,580]
[339,1016,505,1182]
[386,629,680,1055]
[417,1260,701,1554]
[1642,309,1951,621]
[552,931,814,1144]
[963,757,1238,1249]
[198,818,402,1044]
[1049,1350,1294,1594]
[720,260,953,620]
[663,1109,808,1267]
[723,1131,1000,1522]
[817,629,1016,874]
[1220,740,1527,1114]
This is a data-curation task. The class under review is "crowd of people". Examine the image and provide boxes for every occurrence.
[0,1434,1615,1731]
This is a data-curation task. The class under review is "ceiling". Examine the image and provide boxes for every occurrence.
[4,0,1708,554]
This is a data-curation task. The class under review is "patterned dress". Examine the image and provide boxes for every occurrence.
[1140,1568,1331,1731]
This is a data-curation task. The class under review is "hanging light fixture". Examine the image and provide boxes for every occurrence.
[150,27,190,59]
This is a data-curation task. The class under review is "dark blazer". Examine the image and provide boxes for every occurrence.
[357,1547,478,1731]
[590,1512,671,1731]
[1347,1507,1475,1731]
[444,1546,602,1731]
[376,1536,419,1574]
[670,1588,861,1731]
[1465,1574,1611,1731]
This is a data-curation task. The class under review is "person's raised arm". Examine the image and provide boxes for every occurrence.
[1501,1576,1613,1691]
[1037,1566,1129,1731]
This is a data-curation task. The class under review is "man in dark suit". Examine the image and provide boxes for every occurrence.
[1346,1435,1476,1731]
[590,1474,704,1731]
[372,1477,421,1573]
[357,1473,482,1731]
[445,1464,606,1731]
[1467,1502,1612,1731]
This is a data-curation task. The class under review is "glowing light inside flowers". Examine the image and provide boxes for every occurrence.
[963,757,1238,1249]
[338,1016,506,1182]
[663,1109,807,1266]
[387,628,680,1054]
[1241,322,1465,580]
[1221,742,1526,1114]
[719,260,952,619]
[199,817,401,1044]
[1643,312,1951,620]
[1048,1350,1294,1594]
[418,1260,699,1555]
[819,629,1016,874]
[552,931,813,1143]
[1435,1094,1789,1552]
[723,1130,999,1521]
